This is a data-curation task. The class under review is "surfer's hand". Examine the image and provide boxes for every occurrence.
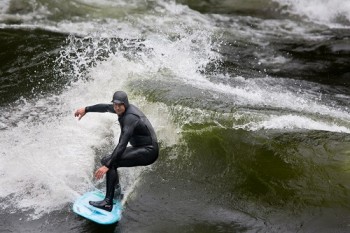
[74,107,86,120]
[95,166,109,180]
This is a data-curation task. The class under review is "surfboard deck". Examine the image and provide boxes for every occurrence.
[72,190,122,225]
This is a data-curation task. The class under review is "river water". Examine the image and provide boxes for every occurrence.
[1,0,350,232]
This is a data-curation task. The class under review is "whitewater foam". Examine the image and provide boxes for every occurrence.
[276,0,350,27]
[239,114,350,133]
[0,0,10,14]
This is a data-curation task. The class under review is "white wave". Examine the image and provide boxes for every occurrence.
[276,0,350,27]
[239,114,350,133]
[169,72,350,126]
[0,0,10,14]
[0,105,103,216]
[258,55,290,65]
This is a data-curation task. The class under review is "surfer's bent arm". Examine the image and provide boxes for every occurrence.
[103,115,139,168]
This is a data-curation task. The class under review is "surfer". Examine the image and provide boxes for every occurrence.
[74,91,159,211]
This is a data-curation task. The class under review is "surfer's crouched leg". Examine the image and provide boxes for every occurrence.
[89,198,113,212]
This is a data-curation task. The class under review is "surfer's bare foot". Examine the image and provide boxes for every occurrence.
[89,199,113,212]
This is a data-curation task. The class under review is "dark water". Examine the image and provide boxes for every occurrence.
[0,28,67,104]
[1,0,350,232]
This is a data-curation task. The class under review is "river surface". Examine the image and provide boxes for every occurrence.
[1,0,350,232]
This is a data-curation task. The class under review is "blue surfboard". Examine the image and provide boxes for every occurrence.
[72,190,122,224]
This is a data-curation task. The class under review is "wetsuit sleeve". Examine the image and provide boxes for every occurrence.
[85,104,115,113]
[104,114,140,168]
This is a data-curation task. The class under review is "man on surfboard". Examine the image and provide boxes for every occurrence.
[74,91,159,211]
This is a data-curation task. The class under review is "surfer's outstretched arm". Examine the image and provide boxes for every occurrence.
[75,104,116,120]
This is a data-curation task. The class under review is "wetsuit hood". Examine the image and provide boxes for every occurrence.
[111,91,129,108]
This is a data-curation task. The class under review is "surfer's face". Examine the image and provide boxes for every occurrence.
[113,103,126,116]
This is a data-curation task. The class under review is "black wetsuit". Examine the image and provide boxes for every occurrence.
[86,100,158,206]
